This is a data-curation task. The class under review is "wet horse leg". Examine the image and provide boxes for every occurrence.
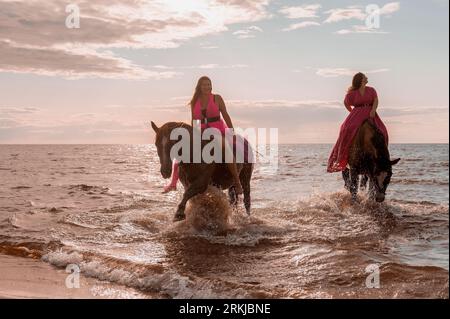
[221,136,243,195]
[349,168,359,202]
[360,174,369,190]
[368,178,376,200]
[241,167,252,215]
[174,170,211,222]
[342,168,351,191]
[228,187,237,206]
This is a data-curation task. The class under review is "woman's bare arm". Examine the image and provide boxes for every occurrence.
[370,97,379,118]
[216,95,234,129]
[344,100,352,113]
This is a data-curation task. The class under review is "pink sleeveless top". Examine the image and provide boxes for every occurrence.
[193,93,228,134]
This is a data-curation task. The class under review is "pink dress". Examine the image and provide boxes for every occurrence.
[327,86,389,173]
[193,93,228,133]
[193,93,251,163]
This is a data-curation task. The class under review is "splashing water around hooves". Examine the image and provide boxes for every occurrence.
[184,185,232,234]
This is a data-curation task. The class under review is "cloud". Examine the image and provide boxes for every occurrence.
[121,63,250,72]
[381,106,449,118]
[282,21,321,32]
[214,0,272,21]
[0,106,40,115]
[184,64,249,69]
[335,25,389,35]
[0,41,181,80]
[233,25,263,39]
[0,0,272,79]
[0,118,22,129]
[0,107,152,143]
[226,99,343,111]
[324,2,400,23]
[324,6,366,23]
[199,42,219,49]
[316,68,390,78]
[380,2,401,15]
[278,3,399,34]
[1,102,447,143]
[279,4,322,19]
[201,45,219,49]
[109,99,343,113]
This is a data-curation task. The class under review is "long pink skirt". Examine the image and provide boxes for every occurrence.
[327,106,389,173]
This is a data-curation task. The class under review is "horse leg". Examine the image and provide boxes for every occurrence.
[342,168,351,191]
[222,136,243,195]
[242,168,252,215]
[174,174,210,222]
[228,187,238,206]
[368,178,376,200]
[360,174,369,191]
[349,168,359,203]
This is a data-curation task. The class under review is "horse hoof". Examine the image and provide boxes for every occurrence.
[230,200,238,207]
[228,187,238,205]
[233,183,243,195]
[173,213,186,222]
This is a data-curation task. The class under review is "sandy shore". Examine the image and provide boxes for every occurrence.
[0,254,150,299]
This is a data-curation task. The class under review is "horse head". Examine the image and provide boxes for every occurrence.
[151,121,187,179]
[369,157,400,202]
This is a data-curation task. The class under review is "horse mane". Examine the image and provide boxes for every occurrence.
[156,122,192,141]
[164,122,192,131]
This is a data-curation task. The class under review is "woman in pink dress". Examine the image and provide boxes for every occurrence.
[327,72,389,173]
[163,76,243,194]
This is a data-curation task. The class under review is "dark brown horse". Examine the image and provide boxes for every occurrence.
[343,119,400,202]
[151,121,254,222]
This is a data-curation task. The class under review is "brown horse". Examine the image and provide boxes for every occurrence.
[151,121,254,222]
[343,119,400,202]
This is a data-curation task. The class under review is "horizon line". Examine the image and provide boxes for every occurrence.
[1,143,448,146]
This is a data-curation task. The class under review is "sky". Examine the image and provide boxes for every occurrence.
[0,0,448,144]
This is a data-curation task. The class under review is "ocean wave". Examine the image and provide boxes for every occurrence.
[68,184,110,193]
[0,240,61,259]
[379,262,449,291]
[393,178,449,186]
[9,210,60,232]
[41,249,244,298]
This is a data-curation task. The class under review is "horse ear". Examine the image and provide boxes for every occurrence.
[390,158,400,166]
[151,121,159,133]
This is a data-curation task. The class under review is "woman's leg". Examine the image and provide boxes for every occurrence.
[222,135,243,195]
[162,160,179,193]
